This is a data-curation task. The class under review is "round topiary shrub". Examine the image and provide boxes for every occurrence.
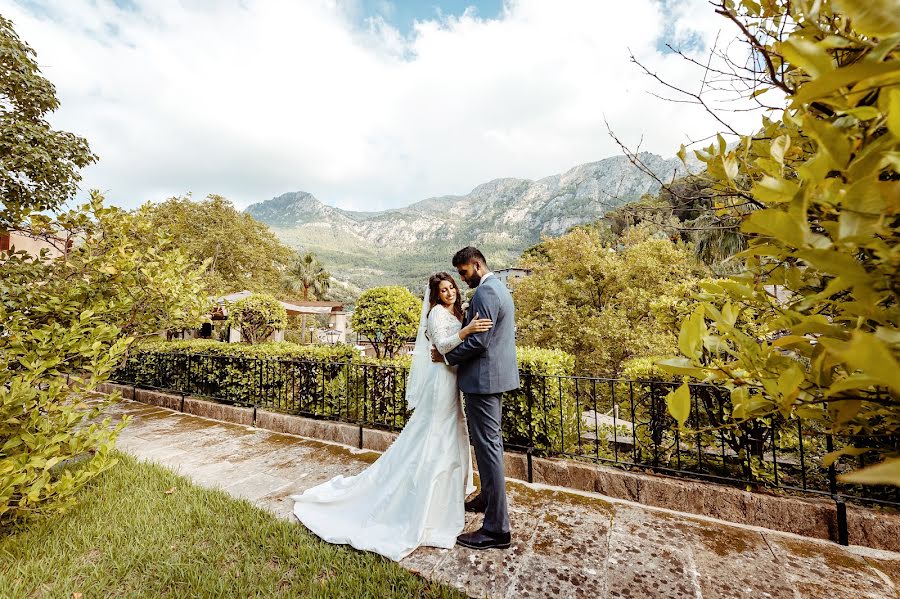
[350,286,420,358]
[226,293,287,344]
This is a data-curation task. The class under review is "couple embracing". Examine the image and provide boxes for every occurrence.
[292,246,518,561]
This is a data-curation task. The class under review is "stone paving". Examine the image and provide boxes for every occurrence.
[110,400,900,599]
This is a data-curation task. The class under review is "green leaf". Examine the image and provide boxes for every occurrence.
[804,115,850,168]
[822,446,869,468]
[750,176,800,204]
[731,386,749,420]
[825,374,882,397]
[656,357,708,378]
[770,134,790,165]
[838,400,864,425]
[779,38,833,78]
[742,209,807,247]
[678,306,707,360]
[842,106,881,120]
[824,331,900,395]
[887,89,900,139]
[839,457,900,487]
[793,60,900,106]
[666,383,691,427]
[776,364,804,416]
[833,0,900,38]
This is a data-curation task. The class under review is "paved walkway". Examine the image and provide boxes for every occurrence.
[110,400,900,599]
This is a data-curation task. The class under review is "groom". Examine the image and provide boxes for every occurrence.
[432,246,519,550]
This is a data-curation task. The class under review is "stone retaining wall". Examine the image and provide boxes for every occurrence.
[100,382,900,552]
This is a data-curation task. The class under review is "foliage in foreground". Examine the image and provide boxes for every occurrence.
[661,0,900,485]
[0,196,210,524]
[0,452,462,599]
[0,18,209,524]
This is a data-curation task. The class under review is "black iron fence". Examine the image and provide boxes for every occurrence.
[112,351,899,537]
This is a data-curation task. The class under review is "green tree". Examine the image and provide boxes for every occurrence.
[282,252,331,300]
[1,195,209,524]
[658,0,900,485]
[515,226,707,375]
[0,16,96,229]
[350,286,420,358]
[227,293,288,345]
[142,194,296,295]
[281,252,332,342]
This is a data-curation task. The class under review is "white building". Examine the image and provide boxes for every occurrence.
[494,267,532,290]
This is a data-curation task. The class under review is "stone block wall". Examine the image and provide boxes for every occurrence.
[104,383,900,552]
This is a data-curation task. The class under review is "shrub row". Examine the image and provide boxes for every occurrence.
[115,340,577,452]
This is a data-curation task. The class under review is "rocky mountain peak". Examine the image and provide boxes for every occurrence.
[244,151,700,290]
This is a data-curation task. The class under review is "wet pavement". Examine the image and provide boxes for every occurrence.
[110,400,900,598]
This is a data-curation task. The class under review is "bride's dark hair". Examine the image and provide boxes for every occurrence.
[428,272,464,322]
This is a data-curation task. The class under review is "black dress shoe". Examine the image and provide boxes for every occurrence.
[465,496,486,513]
[456,528,512,550]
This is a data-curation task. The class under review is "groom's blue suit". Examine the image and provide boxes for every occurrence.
[445,274,519,534]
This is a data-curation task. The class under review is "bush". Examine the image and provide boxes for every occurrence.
[0,197,209,525]
[117,342,582,454]
[226,294,287,344]
[116,340,394,425]
[350,287,420,358]
[503,346,579,455]
[130,339,357,361]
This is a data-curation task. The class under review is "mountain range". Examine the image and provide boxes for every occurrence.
[245,152,696,294]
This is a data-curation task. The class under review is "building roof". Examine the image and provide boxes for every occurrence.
[210,291,342,315]
[289,300,345,310]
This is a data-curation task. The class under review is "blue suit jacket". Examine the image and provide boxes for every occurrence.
[445,275,520,394]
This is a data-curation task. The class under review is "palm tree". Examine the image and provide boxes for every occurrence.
[283,252,331,300]
[282,253,331,342]
[691,214,747,275]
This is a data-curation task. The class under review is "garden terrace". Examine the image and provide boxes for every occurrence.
[113,345,900,545]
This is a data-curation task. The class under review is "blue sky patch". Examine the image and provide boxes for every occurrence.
[356,0,504,35]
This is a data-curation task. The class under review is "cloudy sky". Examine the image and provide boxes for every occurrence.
[3,0,766,211]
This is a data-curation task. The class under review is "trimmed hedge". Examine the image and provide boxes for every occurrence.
[131,339,358,361]
[115,341,577,453]
[505,347,578,455]
[116,341,412,429]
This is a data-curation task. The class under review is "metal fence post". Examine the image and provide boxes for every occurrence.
[825,432,849,545]
[527,374,534,484]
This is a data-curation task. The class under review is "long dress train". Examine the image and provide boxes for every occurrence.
[291,305,475,561]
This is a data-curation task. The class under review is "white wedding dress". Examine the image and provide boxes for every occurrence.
[291,304,475,561]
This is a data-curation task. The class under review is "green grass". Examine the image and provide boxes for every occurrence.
[0,453,464,598]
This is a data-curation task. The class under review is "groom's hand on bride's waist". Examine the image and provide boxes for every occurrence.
[431,347,443,363]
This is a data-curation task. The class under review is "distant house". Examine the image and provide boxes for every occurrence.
[0,231,70,259]
[283,300,348,344]
[494,267,531,290]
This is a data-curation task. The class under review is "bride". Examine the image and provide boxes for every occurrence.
[291,272,493,561]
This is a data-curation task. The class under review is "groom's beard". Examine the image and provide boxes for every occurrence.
[467,273,482,288]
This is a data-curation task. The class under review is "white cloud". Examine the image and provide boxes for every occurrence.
[1,0,770,211]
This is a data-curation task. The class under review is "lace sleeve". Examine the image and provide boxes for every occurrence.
[429,307,464,355]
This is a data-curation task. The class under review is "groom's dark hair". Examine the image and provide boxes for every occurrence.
[452,246,487,268]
